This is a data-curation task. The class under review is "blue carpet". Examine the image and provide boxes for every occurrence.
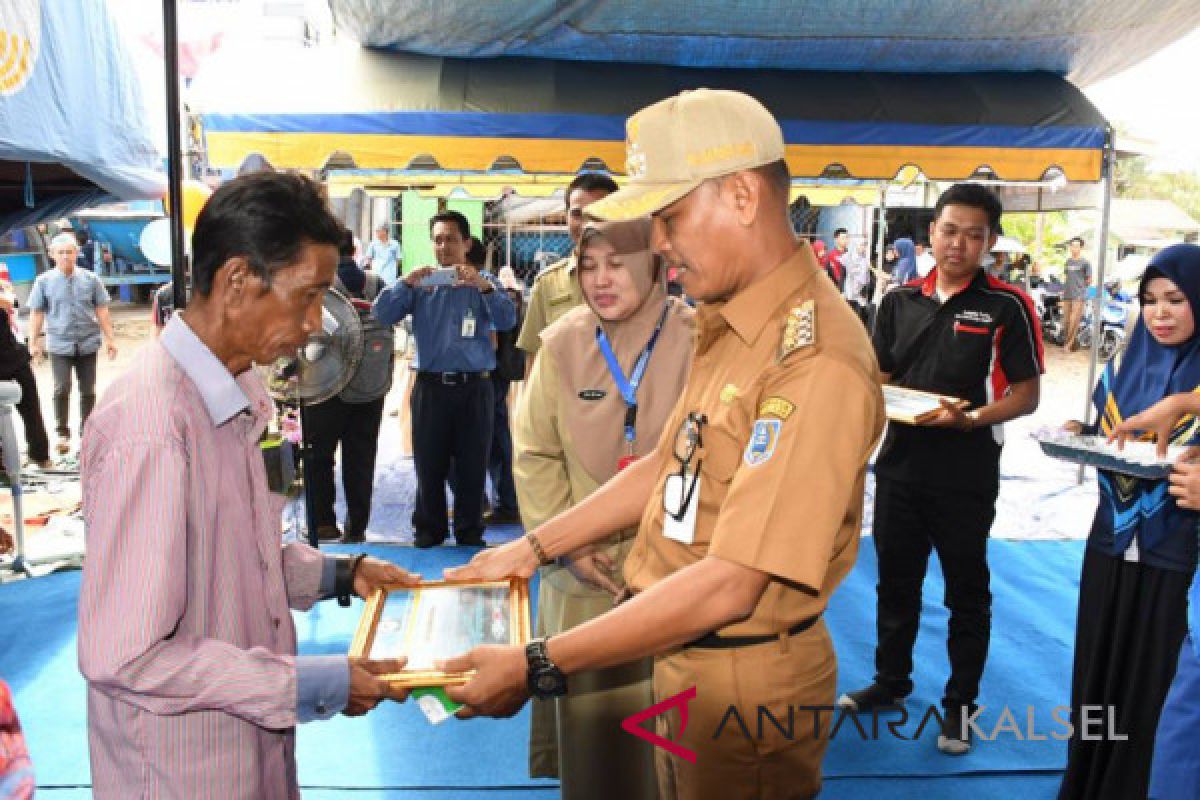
[0,539,1083,797]
[823,539,1079,780]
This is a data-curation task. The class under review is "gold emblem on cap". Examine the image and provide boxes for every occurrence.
[778,300,816,361]
[720,384,738,405]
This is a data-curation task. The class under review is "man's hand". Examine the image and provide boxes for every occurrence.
[104,337,118,361]
[920,398,974,431]
[1109,394,1189,457]
[1062,420,1085,434]
[403,266,435,288]
[345,657,410,716]
[29,341,44,364]
[443,536,539,582]
[438,645,530,719]
[454,264,493,293]
[1170,456,1200,510]
[563,546,622,599]
[353,557,420,600]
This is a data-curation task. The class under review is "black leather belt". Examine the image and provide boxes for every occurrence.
[684,615,819,649]
[417,370,490,386]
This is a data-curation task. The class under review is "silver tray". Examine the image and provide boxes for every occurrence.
[1036,435,1175,480]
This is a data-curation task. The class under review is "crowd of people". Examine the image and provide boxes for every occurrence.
[1,87,1198,800]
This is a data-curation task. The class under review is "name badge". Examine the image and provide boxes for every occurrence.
[461,312,476,338]
[663,472,700,545]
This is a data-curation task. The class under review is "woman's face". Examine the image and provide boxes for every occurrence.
[578,237,642,322]
[1142,276,1195,346]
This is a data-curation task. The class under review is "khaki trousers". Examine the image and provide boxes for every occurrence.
[653,620,837,800]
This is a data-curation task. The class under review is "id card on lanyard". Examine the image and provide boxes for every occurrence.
[596,303,670,471]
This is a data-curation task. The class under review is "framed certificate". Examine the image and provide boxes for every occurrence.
[349,577,532,688]
[883,385,969,425]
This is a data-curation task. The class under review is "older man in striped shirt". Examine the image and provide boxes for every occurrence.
[77,172,415,799]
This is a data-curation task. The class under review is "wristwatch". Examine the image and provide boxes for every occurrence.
[334,554,368,608]
[525,637,568,698]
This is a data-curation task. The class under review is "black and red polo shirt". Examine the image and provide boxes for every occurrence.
[872,268,1045,493]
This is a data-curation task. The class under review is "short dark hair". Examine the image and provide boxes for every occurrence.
[1069,236,1085,247]
[834,227,848,237]
[430,211,470,240]
[933,183,1003,233]
[191,172,342,297]
[338,228,355,258]
[466,237,486,268]
[565,173,618,209]
[752,159,791,199]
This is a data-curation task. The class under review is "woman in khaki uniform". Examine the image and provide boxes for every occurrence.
[517,218,694,798]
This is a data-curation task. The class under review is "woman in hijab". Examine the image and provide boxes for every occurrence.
[1059,244,1200,799]
[890,237,917,286]
[515,218,694,800]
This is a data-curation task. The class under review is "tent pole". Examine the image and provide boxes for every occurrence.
[873,183,888,309]
[162,0,187,312]
[1079,130,1116,483]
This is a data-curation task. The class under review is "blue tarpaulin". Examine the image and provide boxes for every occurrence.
[0,0,164,234]
[329,0,1200,86]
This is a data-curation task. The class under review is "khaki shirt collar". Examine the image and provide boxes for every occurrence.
[705,243,819,347]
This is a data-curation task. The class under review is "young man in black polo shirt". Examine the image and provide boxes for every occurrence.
[837,183,1044,754]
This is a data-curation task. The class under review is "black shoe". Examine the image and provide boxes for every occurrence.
[938,704,972,755]
[413,532,446,549]
[316,525,343,542]
[483,507,521,526]
[340,531,366,544]
[835,682,906,712]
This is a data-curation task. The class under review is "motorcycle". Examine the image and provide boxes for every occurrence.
[1076,287,1133,362]
[1031,282,1066,347]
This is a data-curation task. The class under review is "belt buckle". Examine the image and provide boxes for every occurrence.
[440,372,458,385]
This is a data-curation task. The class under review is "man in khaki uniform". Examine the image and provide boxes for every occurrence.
[515,173,619,374]
[442,89,885,800]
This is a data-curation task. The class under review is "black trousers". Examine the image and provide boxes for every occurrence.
[0,361,49,463]
[872,476,997,708]
[50,351,97,438]
[411,374,493,543]
[487,374,518,513]
[305,395,385,537]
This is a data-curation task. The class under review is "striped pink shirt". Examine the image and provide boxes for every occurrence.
[78,316,331,799]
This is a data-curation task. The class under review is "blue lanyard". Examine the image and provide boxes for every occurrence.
[595,302,670,445]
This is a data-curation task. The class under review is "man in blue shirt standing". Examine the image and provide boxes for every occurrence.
[363,224,401,286]
[374,211,516,547]
[28,232,118,455]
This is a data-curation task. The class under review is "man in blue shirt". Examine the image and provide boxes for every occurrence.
[363,225,401,286]
[28,232,118,454]
[374,211,516,547]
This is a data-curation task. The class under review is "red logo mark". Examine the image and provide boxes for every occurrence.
[620,686,698,763]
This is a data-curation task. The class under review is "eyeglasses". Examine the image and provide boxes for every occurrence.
[666,412,706,521]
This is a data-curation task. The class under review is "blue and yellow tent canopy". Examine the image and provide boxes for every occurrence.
[199,49,1107,184]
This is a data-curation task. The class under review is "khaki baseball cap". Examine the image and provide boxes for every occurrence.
[587,88,785,222]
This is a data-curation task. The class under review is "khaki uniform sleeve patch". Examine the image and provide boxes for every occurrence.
[758,396,795,420]
[778,299,815,362]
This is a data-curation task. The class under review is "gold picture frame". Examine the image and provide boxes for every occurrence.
[883,385,969,425]
[349,577,532,688]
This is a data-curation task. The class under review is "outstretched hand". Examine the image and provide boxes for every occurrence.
[437,645,530,719]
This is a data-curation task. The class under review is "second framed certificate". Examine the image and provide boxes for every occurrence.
[883,385,969,425]
[350,577,532,688]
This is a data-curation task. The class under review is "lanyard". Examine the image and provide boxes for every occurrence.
[596,302,670,445]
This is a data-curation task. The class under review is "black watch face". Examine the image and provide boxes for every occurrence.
[536,672,562,693]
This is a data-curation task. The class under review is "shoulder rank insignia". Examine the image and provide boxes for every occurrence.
[758,396,795,420]
[778,299,815,362]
